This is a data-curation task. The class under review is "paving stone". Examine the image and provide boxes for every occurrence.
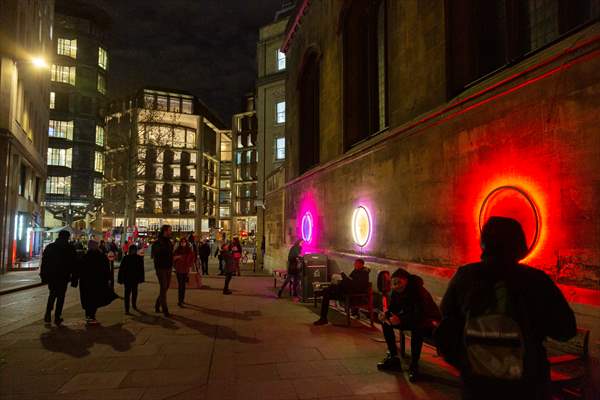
[59,370,129,393]
[0,373,72,395]
[121,368,206,387]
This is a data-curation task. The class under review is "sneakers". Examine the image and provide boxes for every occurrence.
[54,317,63,326]
[408,365,419,382]
[377,354,402,371]
[313,318,328,326]
[86,318,99,326]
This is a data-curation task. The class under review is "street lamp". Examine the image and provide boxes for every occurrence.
[31,56,49,69]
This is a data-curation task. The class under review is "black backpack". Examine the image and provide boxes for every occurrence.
[463,279,525,380]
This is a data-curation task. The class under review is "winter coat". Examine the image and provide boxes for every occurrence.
[152,237,173,270]
[230,243,242,266]
[40,238,77,285]
[117,254,145,285]
[222,249,236,273]
[77,250,115,309]
[440,261,576,387]
[173,246,195,274]
[339,267,371,294]
[198,243,211,260]
[387,273,441,330]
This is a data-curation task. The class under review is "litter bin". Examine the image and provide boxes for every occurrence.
[301,253,327,302]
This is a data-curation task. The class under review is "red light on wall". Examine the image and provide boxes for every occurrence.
[479,186,540,255]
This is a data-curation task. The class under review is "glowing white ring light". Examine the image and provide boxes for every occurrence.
[352,206,372,247]
[301,211,313,243]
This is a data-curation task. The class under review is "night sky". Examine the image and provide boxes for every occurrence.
[92,0,284,125]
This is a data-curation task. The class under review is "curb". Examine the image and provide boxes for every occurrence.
[0,282,44,296]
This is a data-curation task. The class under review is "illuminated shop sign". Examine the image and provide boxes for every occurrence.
[352,205,372,248]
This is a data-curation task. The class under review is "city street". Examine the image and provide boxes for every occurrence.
[0,259,460,400]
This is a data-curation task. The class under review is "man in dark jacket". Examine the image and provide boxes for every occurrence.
[377,268,441,382]
[438,217,576,399]
[198,239,211,275]
[313,258,370,325]
[40,230,77,325]
[278,239,302,298]
[151,225,174,317]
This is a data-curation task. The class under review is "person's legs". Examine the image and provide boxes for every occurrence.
[159,269,171,315]
[177,273,186,305]
[155,269,162,312]
[406,327,431,381]
[278,274,292,297]
[291,273,300,297]
[223,272,232,294]
[202,258,208,274]
[53,282,67,323]
[315,286,339,324]
[377,323,402,371]
[131,283,138,309]
[45,284,57,321]
[124,284,132,313]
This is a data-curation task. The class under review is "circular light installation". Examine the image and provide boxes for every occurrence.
[301,211,313,243]
[352,206,372,248]
[479,186,540,255]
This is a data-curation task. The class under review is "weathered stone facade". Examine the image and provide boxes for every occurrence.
[265,1,600,353]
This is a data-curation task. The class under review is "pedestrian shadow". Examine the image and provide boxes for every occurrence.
[130,310,179,330]
[39,323,135,358]
[184,303,261,320]
[170,314,261,344]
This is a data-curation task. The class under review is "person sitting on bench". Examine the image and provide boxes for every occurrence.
[313,258,369,326]
[377,268,441,382]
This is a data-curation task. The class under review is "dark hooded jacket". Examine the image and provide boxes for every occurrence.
[386,273,441,330]
[152,236,173,270]
[77,249,114,309]
[40,238,77,285]
[117,254,145,285]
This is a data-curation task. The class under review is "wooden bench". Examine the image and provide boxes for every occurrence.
[547,328,590,398]
[314,283,374,326]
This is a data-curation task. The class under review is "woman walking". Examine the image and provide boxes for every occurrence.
[174,237,195,306]
[230,237,242,277]
[117,244,145,314]
[77,240,117,325]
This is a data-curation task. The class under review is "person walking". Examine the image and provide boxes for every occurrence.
[151,225,174,317]
[376,268,441,382]
[117,244,145,314]
[40,230,77,325]
[76,240,116,325]
[222,243,235,295]
[198,239,211,275]
[437,217,576,400]
[230,237,242,276]
[278,239,303,298]
[215,242,225,275]
[174,237,195,306]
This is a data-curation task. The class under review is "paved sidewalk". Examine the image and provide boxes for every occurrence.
[0,269,43,294]
[0,270,461,400]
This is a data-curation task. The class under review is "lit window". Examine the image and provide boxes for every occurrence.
[189,169,196,180]
[220,179,230,189]
[138,164,146,177]
[276,101,285,123]
[155,166,163,179]
[189,184,196,195]
[173,150,181,162]
[235,152,242,164]
[49,92,55,109]
[172,199,180,212]
[136,199,144,210]
[220,206,231,218]
[186,130,195,149]
[246,150,252,163]
[156,151,164,162]
[173,166,180,179]
[94,151,104,173]
[93,179,102,198]
[277,49,286,70]
[155,183,163,194]
[156,95,168,111]
[144,93,155,108]
[182,98,192,114]
[169,97,180,112]
[57,38,77,58]
[97,73,106,95]
[189,152,197,164]
[98,47,108,69]
[46,176,71,195]
[188,200,196,212]
[154,199,162,212]
[51,65,76,85]
[237,135,243,149]
[137,182,145,194]
[48,120,73,140]
[138,147,146,160]
[173,128,185,148]
[47,148,72,167]
[276,137,285,160]
[95,125,104,146]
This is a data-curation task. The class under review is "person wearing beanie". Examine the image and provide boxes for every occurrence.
[438,216,576,399]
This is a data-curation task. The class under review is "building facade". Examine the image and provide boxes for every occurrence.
[256,4,293,265]
[218,131,233,237]
[0,0,54,272]
[268,1,600,351]
[45,0,110,230]
[103,88,224,238]
[231,94,258,241]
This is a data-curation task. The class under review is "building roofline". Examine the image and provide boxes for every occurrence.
[55,0,111,28]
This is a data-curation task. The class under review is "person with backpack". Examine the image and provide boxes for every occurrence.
[40,230,78,325]
[230,237,242,276]
[117,244,145,314]
[173,237,195,306]
[376,268,441,381]
[278,239,303,298]
[437,216,576,399]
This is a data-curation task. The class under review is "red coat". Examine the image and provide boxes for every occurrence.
[173,246,195,274]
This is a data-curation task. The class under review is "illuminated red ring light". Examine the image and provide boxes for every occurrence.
[478,186,540,255]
